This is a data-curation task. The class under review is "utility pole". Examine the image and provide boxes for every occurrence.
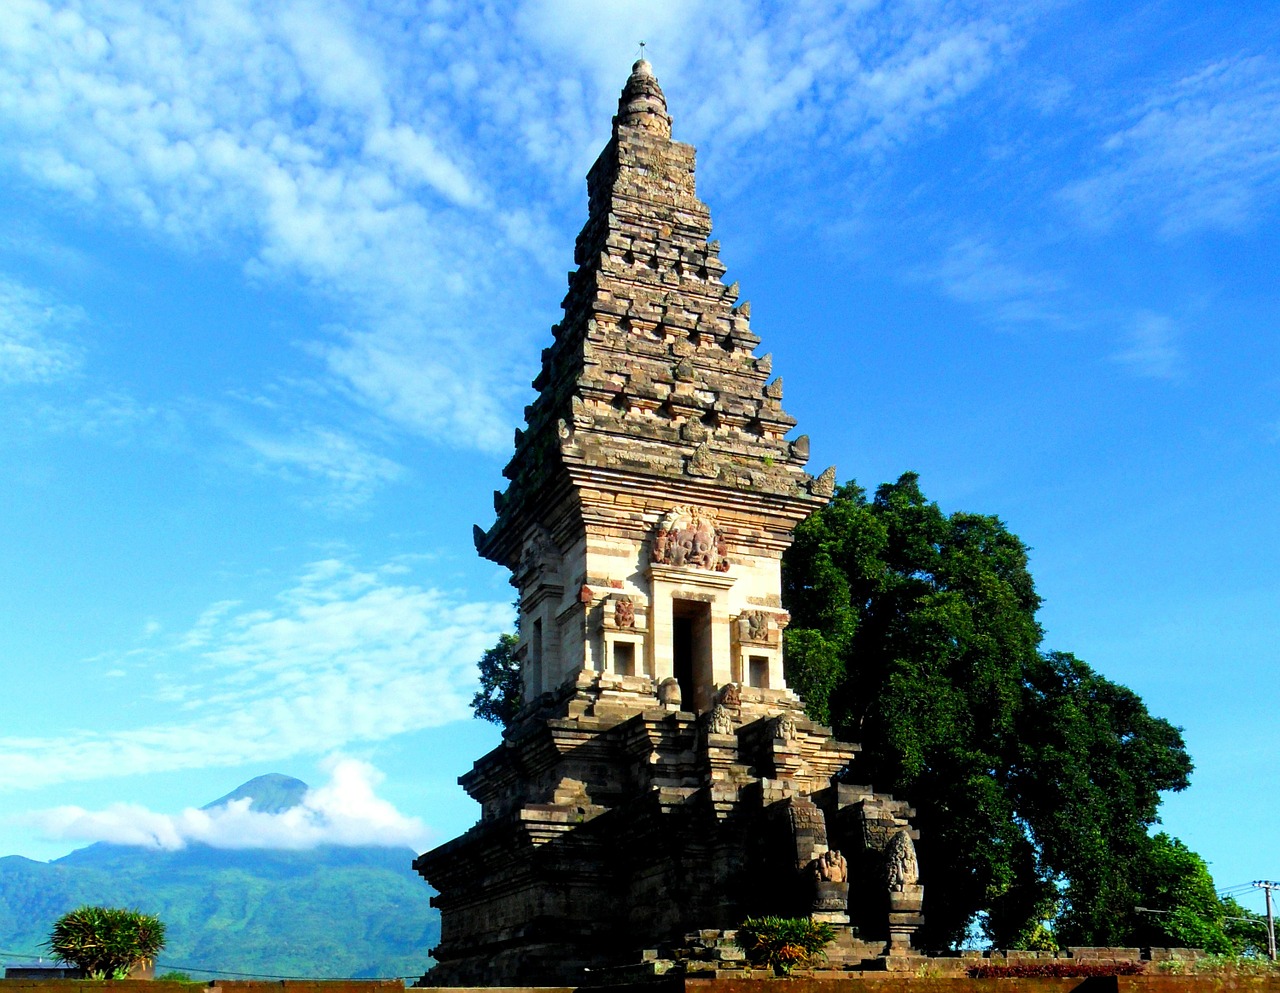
[1255,880,1279,961]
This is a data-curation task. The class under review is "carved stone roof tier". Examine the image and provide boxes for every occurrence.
[476,60,832,569]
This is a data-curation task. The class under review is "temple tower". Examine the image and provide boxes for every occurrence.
[475,59,834,717]
[417,62,923,986]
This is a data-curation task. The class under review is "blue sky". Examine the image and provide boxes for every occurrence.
[1,0,1277,918]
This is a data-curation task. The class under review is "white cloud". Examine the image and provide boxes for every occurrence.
[931,237,1067,325]
[0,558,512,791]
[1062,55,1280,235]
[0,0,1029,451]
[24,756,430,850]
[30,390,183,442]
[924,242,1188,384]
[0,275,82,385]
[1112,311,1182,381]
[233,423,406,509]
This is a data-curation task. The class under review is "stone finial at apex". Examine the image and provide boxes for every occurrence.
[616,58,671,137]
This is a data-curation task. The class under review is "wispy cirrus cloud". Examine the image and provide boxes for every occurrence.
[1112,311,1183,381]
[0,557,512,792]
[232,423,406,511]
[0,0,1032,453]
[923,239,1186,384]
[0,275,82,386]
[23,756,429,850]
[930,237,1068,326]
[1062,54,1280,235]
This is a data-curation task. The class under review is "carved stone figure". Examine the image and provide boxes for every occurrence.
[774,714,798,741]
[651,506,729,572]
[613,596,635,629]
[885,829,919,891]
[738,609,768,642]
[813,849,848,883]
[520,525,559,576]
[657,676,682,707]
[719,683,741,708]
[686,442,717,477]
[707,704,734,736]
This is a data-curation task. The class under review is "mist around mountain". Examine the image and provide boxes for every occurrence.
[0,776,438,979]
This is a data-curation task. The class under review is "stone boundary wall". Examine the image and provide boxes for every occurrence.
[0,984,409,993]
[5,972,1280,992]
[628,932,1217,981]
[676,979,1280,993]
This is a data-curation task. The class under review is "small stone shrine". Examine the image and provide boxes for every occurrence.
[415,61,924,985]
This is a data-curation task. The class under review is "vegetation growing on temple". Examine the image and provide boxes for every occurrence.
[734,916,837,975]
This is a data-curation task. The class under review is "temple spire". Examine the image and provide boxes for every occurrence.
[615,58,671,138]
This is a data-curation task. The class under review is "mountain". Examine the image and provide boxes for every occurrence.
[201,774,310,814]
[0,777,439,980]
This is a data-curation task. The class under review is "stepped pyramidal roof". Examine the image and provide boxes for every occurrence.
[476,59,833,569]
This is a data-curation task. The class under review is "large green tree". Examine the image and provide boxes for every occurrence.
[782,474,1209,948]
[471,632,521,727]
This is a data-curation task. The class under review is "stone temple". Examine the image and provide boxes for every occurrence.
[415,61,924,985]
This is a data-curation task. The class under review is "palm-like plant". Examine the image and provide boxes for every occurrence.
[46,906,167,979]
[734,916,836,975]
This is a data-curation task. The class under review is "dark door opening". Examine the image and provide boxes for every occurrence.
[673,615,694,710]
[672,599,713,713]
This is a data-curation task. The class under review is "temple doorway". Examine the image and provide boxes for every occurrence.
[672,598,713,713]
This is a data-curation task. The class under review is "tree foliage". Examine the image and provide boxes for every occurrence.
[1129,834,1268,956]
[471,632,522,726]
[782,474,1208,948]
[46,905,166,979]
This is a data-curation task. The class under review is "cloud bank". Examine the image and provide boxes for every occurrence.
[26,757,430,850]
[0,557,512,791]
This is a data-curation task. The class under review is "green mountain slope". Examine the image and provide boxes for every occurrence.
[201,774,310,814]
[0,780,438,979]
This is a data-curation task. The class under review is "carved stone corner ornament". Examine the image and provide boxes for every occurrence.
[520,525,560,576]
[719,682,741,708]
[811,465,837,498]
[774,714,798,741]
[657,676,682,707]
[651,505,729,572]
[707,703,735,736]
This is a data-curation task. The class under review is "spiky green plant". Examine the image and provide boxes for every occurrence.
[46,906,166,979]
[734,916,836,975]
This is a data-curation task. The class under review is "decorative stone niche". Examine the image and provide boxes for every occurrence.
[601,592,648,677]
[732,608,787,690]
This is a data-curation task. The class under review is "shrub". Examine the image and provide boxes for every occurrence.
[734,916,836,975]
[967,961,1143,978]
[46,906,167,980]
